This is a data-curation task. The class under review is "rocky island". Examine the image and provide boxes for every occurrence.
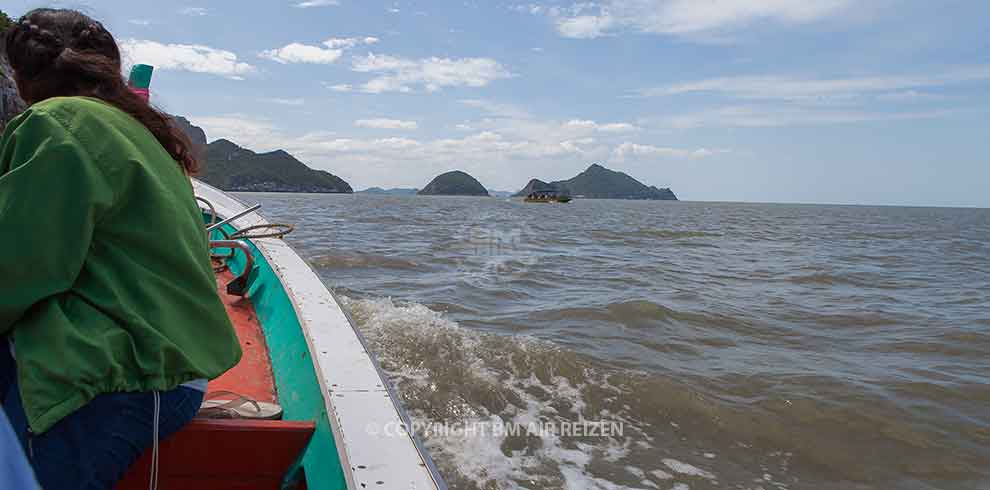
[418,171,490,196]
[199,139,352,193]
[174,117,353,194]
[515,164,677,200]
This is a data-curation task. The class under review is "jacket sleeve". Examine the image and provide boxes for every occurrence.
[0,109,115,335]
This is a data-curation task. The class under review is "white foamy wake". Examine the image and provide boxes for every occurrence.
[339,296,723,490]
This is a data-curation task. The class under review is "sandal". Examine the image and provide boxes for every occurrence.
[197,390,283,420]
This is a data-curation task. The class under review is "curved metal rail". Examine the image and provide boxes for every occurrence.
[209,240,255,296]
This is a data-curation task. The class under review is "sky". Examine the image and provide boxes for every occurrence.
[5,0,990,206]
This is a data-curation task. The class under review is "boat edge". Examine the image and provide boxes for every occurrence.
[193,181,447,490]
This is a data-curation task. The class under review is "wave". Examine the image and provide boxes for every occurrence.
[336,296,989,489]
[843,231,915,241]
[534,300,755,335]
[866,339,990,359]
[309,252,421,271]
[339,296,656,489]
[590,229,720,242]
[784,271,912,289]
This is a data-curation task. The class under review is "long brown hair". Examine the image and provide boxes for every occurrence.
[4,8,198,173]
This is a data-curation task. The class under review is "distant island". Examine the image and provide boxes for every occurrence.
[515,164,677,200]
[418,170,490,196]
[174,117,353,194]
[358,187,419,195]
[201,139,352,193]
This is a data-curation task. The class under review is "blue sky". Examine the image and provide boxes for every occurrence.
[6,1,990,206]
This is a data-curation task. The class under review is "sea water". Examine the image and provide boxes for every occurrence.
[241,193,990,490]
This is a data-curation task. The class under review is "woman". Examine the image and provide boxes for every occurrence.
[0,9,242,489]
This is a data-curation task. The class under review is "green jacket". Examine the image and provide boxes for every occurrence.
[0,97,241,433]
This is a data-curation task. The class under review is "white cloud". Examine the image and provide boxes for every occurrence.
[635,66,987,129]
[260,43,345,64]
[324,37,380,49]
[299,136,423,153]
[612,142,728,161]
[657,105,961,129]
[179,7,209,16]
[291,131,602,162]
[128,19,151,26]
[188,112,721,190]
[556,15,616,39]
[120,39,256,79]
[282,129,713,189]
[351,54,513,93]
[295,0,340,7]
[260,37,378,65]
[639,66,990,100]
[599,123,640,132]
[459,100,642,143]
[875,90,948,102]
[532,0,852,39]
[510,4,547,15]
[564,120,640,132]
[355,118,419,130]
[189,115,280,145]
[326,83,354,92]
[261,97,306,106]
[458,99,531,119]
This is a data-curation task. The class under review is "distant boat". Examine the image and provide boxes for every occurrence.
[524,191,572,203]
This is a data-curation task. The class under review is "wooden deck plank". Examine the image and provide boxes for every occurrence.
[117,420,316,490]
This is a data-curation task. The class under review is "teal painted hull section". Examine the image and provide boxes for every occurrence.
[213,225,348,489]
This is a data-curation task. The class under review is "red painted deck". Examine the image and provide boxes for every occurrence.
[208,270,278,403]
[117,268,312,490]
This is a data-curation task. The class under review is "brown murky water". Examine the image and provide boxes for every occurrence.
[243,193,990,490]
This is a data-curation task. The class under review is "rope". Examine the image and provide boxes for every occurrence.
[229,223,295,240]
[195,196,295,273]
[194,196,294,239]
[150,391,160,490]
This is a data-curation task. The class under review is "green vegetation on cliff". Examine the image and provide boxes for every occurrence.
[172,116,352,193]
[200,139,353,193]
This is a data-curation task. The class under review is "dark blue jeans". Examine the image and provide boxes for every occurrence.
[1,344,204,490]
